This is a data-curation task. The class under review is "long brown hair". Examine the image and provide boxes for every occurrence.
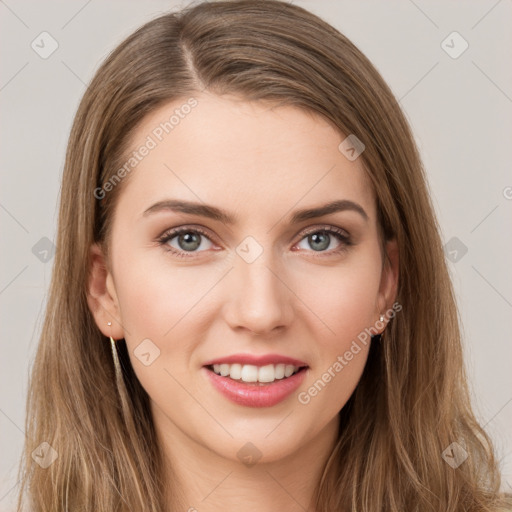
[17,1,511,510]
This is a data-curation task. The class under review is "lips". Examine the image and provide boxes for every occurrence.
[203,366,307,407]
[202,353,309,407]
[203,353,308,368]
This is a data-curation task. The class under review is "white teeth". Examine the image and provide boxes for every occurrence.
[241,365,258,382]
[258,364,275,383]
[284,364,295,377]
[229,363,242,380]
[274,364,285,379]
[210,363,302,383]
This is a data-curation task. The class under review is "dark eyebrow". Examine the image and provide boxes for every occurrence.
[289,199,368,223]
[142,199,235,224]
[142,199,369,224]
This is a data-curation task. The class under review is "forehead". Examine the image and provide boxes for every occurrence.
[116,92,376,224]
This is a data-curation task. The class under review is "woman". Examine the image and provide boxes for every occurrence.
[16,1,511,510]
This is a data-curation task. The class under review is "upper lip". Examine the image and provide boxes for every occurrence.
[203,353,308,368]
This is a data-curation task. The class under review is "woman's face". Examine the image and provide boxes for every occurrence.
[89,92,398,464]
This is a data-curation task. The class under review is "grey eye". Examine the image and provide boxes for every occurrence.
[166,230,214,252]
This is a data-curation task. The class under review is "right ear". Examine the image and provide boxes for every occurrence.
[87,243,124,339]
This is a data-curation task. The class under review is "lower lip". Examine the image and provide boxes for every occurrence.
[203,367,308,408]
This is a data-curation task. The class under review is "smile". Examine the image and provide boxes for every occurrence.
[202,356,309,407]
[209,363,301,383]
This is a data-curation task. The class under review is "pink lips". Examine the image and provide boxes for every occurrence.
[203,367,307,407]
[202,353,309,408]
[203,353,308,368]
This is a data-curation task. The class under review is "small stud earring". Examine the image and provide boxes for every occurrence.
[379,315,384,323]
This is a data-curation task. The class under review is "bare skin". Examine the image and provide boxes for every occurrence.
[88,91,399,511]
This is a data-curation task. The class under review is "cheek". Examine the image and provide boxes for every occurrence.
[295,260,378,412]
[114,250,204,334]
[295,253,381,411]
[113,251,224,369]
[293,253,382,346]
[112,256,203,396]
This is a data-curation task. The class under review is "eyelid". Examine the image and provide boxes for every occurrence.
[298,224,350,239]
[157,224,217,241]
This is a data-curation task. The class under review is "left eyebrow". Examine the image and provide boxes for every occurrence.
[141,198,369,224]
[289,199,369,224]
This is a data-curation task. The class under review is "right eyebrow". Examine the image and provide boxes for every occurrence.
[142,199,236,224]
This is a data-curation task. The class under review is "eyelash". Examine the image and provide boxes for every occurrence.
[156,225,353,259]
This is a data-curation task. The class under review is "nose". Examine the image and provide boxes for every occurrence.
[223,251,294,337]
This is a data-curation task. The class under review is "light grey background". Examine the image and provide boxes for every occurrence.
[1,0,511,508]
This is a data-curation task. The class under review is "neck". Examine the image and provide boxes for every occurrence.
[152,403,340,512]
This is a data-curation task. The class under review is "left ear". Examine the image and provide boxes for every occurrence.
[376,237,399,319]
